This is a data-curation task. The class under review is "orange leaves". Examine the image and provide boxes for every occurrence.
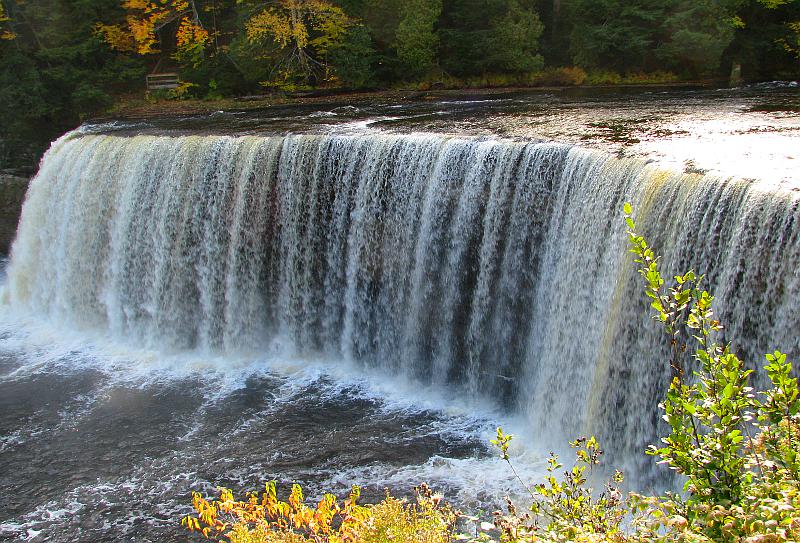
[99,0,207,58]
[311,494,338,535]
[175,16,209,66]
[181,482,368,542]
[128,14,161,54]
[176,16,209,47]
[183,491,229,539]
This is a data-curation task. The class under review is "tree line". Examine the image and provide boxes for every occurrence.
[0,0,798,172]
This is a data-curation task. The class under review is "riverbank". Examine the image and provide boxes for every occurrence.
[97,81,716,121]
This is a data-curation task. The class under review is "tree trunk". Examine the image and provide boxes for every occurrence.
[552,0,561,41]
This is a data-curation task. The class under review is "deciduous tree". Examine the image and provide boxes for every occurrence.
[98,0,211,63]
[243,0,353,87]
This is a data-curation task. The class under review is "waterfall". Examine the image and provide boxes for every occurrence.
[7,131,800,482]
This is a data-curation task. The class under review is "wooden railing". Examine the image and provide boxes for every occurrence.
[146,73,180,91]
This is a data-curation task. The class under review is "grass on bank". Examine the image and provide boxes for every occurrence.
[406,67,681,91]
[104,68,690,120]
[182,205,800,542]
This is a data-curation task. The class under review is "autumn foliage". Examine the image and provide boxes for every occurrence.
[244,0,353,86]
[97,0,209,55]
[182,482,457,543]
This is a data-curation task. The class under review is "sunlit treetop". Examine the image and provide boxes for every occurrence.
[175,15,210,66]
[243,0,354,85]
[244,0,352,55]
[98,0,208,56]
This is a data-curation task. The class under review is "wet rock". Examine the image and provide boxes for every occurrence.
[0,173,29,254]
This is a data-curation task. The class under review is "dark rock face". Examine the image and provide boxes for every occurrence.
[0,174,29,254]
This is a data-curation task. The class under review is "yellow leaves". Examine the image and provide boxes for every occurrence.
[123,0,147,10]
[288,484,304,510]
[101,0,205,56]
[181,482,456,543]
[246,8,297,48]
[220,486,235,504]
[312,494,337,535]
[181,514,203,532]
[0,1,14,40]
[174,16,209,66]
[127,17,157,53]
[306,0,351,55]
[176,16,209,48]
[244,0,352,54]
[96,23,136,52]
[185,491,229,539]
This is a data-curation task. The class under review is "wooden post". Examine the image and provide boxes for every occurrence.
[729,62,743,88]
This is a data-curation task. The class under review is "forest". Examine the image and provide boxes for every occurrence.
[0,0,799,173]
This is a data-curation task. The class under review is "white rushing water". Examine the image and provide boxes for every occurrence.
[6,131,800,484]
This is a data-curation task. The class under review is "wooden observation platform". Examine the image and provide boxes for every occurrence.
[146,72,180,91]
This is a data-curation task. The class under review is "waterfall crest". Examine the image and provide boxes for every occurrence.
[8,132,800,478]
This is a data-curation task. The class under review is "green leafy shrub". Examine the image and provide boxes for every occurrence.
[623,203,800,542]
[489,430,627,543]
[586,70,623,85]
[481,204,800,543]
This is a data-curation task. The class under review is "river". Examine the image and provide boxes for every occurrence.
[1,84,798,542]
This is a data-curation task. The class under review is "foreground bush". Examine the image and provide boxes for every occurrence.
[182,482,457,543]
[623,203,800,543]
[183,204,800,543]
[487,205,800,543]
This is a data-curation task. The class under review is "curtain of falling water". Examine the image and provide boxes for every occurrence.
[8,132,800,485]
